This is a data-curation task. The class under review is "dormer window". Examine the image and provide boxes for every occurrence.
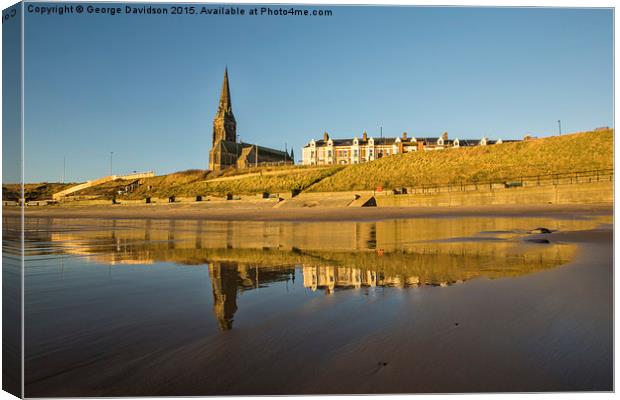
[438,138,444,145]
[327,139,333,146]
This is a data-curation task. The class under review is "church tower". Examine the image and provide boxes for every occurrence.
[212,67,237,144]
[208,68,290,171]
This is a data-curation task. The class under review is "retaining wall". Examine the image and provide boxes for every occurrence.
[376,181,613,207]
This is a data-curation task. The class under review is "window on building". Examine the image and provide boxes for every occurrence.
[353,150,358,157]
[328,150,332,157]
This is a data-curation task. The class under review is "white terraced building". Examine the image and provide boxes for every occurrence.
[302,131,514,166]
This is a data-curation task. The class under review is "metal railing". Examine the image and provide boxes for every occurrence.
[399,168,613,195]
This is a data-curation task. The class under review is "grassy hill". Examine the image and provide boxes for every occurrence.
[309,129,613,192]
[3,183,75,202]
[8,129,612,202]
[74,165,343,200]
[184,165,343,197]
[78,169,210,199]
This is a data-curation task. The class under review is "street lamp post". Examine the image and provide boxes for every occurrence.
[236,134,240,168]
[110,152,114,176]
[557,120,562,136]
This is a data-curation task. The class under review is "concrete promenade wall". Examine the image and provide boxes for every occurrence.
[44,181,613,209]
[52,171,155,200]
[115,194,279,206]
[276,191,375,208]
[52,175,117,200]
[376,181,613,207]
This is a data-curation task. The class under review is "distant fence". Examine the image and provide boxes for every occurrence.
[400,168,614,195]
[117,171,155,180]
[250,161,294,168]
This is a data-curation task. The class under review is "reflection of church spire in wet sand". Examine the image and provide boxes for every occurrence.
[208,262,239,331]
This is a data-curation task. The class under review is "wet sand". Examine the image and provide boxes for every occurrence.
[24,225,613,396]
[8,202,614,222]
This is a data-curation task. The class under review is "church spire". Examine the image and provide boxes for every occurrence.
[212,67,237,145]
[218,67,233,115]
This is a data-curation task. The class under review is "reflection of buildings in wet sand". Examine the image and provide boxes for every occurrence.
[302,265,423,294]
[31,216,605,259]
[208,261,295,331]
[23,217,586,329]
[209,262,239,331]
[304,266,370,294]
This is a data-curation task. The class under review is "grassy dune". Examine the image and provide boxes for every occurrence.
[10,129,612,201]
[309,129,613,192]
[185,166,343,196]
[75,165,343,199]
[3,183,75,202]
[72,169,209,200]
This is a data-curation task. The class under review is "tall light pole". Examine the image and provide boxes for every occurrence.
[236,134,240,167]
[557,120,562,136]
[110,152,114,176]
[62,156,66,183]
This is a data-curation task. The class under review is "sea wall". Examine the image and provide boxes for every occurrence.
[275,191,374,208]
[375,181,613,207]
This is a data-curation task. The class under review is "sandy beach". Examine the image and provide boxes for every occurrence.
[22,223,613,396]
[8,202,614,222]
[15,204,614,396]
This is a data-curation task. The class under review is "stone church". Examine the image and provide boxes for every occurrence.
[208,68,293,171]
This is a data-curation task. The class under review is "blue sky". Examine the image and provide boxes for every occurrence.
[21,4,613,183]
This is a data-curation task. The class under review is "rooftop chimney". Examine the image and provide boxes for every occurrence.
[402,132,408,140]
[442,131,449,140]
[323,132,329,141]
[363,131,367,141]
